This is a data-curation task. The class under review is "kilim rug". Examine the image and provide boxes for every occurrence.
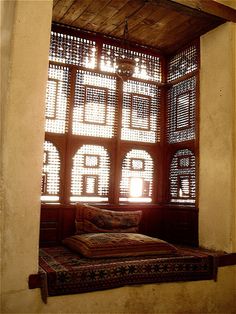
[39,246,217,298]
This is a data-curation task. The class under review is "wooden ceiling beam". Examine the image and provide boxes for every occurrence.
[52,0,234,54]
[168,0,236,23]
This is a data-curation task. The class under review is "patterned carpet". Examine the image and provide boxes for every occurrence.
[39,246,217,298]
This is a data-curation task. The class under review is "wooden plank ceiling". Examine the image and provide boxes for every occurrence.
[52,0,231,54]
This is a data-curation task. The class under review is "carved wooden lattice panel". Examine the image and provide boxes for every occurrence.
[49,31,97,68]
[167,44,198,82]
[42,26,200,206]
[45,64,70,134]
[167,76,196,143]
[72,70,117,138]
[169,149,195,203]
[41,141,60,202]
[101,44,161,82]
[71,145,110,202]
[122,80,160,143]
[120,149,154,202]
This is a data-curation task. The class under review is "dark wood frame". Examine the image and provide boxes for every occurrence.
[44,23,167,205]
[41,23,200,246]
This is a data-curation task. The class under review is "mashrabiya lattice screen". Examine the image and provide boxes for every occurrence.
[72,70,117,138]
[71,145,110,202]
[121,80,160,143]
[45,64,70,134]
[120,149,154,203]
[167,44,198,82]
[49,31,97,68]
[169,149,196,203]
[101,43,162,82]
[167,76,196,144]
[41,141,60,202]
[42,27,198,205]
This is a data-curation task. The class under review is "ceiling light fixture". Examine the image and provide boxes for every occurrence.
[116,19,136,81]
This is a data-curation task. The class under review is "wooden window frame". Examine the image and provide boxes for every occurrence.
[41,23,199,208]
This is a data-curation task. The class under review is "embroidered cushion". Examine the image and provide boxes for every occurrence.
[75,204,142,234]
[63,233,177,258]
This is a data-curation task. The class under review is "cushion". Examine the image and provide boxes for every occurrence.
[63,233,177,258]
[75,204,142,234]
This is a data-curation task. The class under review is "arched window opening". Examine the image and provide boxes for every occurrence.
[41,141,60,202]
[71,145,110,202]
[120,149,154,203]
[169,149,196,203]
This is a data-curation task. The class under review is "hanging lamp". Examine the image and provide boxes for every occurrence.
[116,19,136,81]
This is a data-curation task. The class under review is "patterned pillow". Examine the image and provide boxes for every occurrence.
[63,233,177,258]
[75,204,142,234]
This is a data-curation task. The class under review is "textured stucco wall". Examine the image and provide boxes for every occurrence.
[1,1,236,313]
[200,22,236,252]
[0,0,16,301]
[0,0,53,312]
[2,266,236,314]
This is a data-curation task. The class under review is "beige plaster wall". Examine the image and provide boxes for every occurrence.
[2,266,235,314]
[1,0,53,311]
[0,0,16,301]
[200,22,236,252]
[1,1,236,313]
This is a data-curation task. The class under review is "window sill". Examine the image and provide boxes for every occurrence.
[41,202,197,210]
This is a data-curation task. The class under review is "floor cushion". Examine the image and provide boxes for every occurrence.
[63,232,177,258]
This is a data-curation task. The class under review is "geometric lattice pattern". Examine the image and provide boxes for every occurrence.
[167,44,198,82]
[49,31,97,68]
[43,27,165,204]
[45,64,70,134]
[169,149,196,203]
[41,141,60,202]
[101,44,162,82]
[120,149,154,202]
[71,145,110,202]
[72,70,117,138]
[167,76,196,143]
[122,80,160,143]
[42,27,199,205]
